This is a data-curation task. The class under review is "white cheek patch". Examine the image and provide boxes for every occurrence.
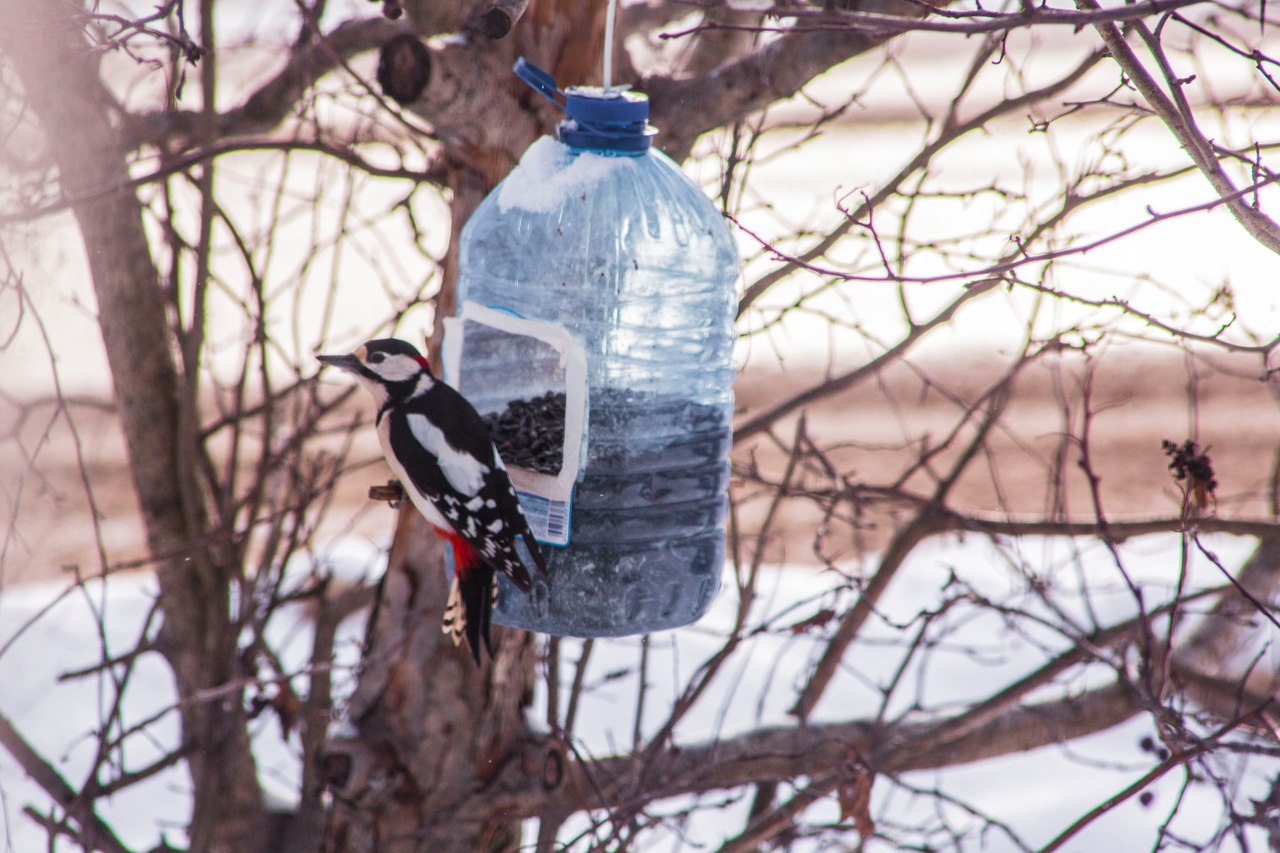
[407,413,489,496]
[372,354,423,383]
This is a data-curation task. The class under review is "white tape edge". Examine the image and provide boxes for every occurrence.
[442,300,588,497]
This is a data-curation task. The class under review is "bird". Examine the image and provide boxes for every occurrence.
[318,337,546,662]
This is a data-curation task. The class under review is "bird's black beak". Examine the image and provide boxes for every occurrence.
[317,353,362,373]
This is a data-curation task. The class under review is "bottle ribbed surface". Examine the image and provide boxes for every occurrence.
[455,137,738,637]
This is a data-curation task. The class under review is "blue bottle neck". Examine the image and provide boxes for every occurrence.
[563,139,649,158]
[558,88,654,154]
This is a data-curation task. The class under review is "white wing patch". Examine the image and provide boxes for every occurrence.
[376,414,453,531]
[407,413,489,495]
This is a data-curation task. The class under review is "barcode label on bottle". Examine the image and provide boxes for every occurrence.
[517,489,570,547]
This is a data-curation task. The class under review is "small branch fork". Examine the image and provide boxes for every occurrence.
[1079,0,1280,255]
[0,712,132,853]
[663,0,1208,39]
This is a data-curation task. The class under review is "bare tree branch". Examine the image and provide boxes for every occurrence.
[459,679,1145,820]
[1080,0,1280,255]
[734,280,998,443]
[6,0,1280,850]
[647,24,892,160]
[0,712,132,853]
[667,0,1209,38]
[127,16,407,150]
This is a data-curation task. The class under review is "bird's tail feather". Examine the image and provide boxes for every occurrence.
[442,575,467,649]
[442,567,496,664]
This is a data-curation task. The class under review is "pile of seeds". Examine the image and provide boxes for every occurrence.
[483,391,566,475]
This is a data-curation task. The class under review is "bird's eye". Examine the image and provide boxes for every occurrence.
[367,352,386,364]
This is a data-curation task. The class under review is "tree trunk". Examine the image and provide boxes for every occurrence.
[320,5,616,844]
[0,7,265,850]
[323,508,534,852]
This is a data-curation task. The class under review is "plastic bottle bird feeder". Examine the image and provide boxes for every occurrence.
[441,59,739,638]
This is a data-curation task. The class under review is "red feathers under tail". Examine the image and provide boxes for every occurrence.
[440,535,495,663]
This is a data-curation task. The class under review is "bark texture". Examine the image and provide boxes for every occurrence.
[320,4,604,847]
[0,6,264,850]
[323,509,534,852]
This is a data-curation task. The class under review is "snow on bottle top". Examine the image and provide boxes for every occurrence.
[496,136,633,214]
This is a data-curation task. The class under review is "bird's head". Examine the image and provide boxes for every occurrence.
[318,338,433,405]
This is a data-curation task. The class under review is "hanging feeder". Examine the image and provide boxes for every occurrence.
[441,58,739,638]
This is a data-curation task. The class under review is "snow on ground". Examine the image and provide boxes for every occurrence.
[0,533,1272,851]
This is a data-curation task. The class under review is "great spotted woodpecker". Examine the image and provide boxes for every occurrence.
[318,338,546,662]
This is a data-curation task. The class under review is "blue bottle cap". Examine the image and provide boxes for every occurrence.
[513,57,656,153]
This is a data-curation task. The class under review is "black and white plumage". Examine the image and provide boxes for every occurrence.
[318,338,546,662]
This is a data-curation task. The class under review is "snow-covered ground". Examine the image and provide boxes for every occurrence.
[0,532,1273,851]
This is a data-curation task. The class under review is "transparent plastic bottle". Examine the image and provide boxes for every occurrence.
[451,60,738,637]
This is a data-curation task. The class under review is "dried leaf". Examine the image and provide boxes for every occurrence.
[271,687,301,739]
[1161,439,1217,514]
[837,759,875,838]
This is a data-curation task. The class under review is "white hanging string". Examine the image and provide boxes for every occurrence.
[603,0,620,90]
